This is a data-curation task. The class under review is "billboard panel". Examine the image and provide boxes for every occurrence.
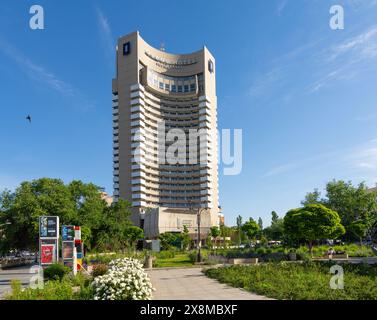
[62,241,74,260]
[41,244,56,265]
[39,216,59,238]
[62,225,75,241]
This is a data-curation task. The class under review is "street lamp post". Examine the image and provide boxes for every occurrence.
[188,200,207,263]
[196,207,207,263]
[197,208,201,263]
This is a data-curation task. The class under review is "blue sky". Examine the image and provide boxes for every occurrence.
[1,0,377,227]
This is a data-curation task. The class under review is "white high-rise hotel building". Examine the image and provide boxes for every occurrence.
[112,32,220,239]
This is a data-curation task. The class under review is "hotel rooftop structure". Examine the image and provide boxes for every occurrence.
[112,31,220,239]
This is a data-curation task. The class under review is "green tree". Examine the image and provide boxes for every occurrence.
[241,218,260,245]
[271,211,279,225]
[349,220,368,245]
[264,218,284,241]
[236,215,243,246]
[284,204,345,255]
[0,178,76,252]
[158,232,179,250]
[180,225,191,250]
[0,178,135,254]
[257,217,263,239]
[68,180,107,231]
[301,189,321,206]
[210,226,221,247]
[325,181,377,237]
[302,181,377,240]
[124,226,144,249]
[97,199,133,251]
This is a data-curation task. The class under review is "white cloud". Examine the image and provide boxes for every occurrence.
[347,142,377,171]
[0,37,93,111]
[330,26,377,60]
[96,7,114,62]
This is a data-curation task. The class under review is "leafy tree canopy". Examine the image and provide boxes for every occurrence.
[284,204,345,253]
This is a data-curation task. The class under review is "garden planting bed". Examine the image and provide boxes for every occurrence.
[208,253,286,264]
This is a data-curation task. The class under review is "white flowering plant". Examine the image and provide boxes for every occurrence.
[92,258,154,300]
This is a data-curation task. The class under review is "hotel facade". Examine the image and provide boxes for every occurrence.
[112,31,220,240]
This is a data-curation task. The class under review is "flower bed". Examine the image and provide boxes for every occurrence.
[92,258,154,300]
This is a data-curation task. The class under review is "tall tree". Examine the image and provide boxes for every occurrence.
[271,211,279,225]
[264,218,284,241]
[0,178,136,253]
[257,217,264,239]
[301,189,321,206]
[210,226,221,248]
[0,178,76,251]
[302,180,377,240]
[236,215,243,246]
[284,204,345,255]
[241,218,260,245]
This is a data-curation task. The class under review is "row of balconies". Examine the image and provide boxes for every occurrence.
[131,107,202,128]
[129,163,213,176]
[131,193,212,205]
[130,173,213,185]
[131,187,212,196]
[113,90,119,177]
[130,173,213,186]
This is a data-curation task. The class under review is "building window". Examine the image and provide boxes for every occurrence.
[123,42,131,55]
[178,85,183,93]
[159,82,164,89]
[208,59,214,73]
[165,83,170,91]
[171,85,177,92]
[184,85,189,92]
[190,83,196,92]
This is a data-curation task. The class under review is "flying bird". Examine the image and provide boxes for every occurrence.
[26,115,31,123]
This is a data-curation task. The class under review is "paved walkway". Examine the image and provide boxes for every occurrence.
[0,265,35,298]
[147,267,272,300]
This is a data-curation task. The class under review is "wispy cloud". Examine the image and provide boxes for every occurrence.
[0,36,94,111]
[306,25,377,93]
[346,139,377,171]
[263,139,377,181]
[263,162,299,177]
[276,0,287,16]
[96,6,114,63]
[330,26,377,60]
[248,67,282,98]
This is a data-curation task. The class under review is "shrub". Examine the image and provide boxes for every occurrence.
[44,263,71,281]
[6,272,94,300]
[204,262,377,300]
[188,250,208,263]
[92,258,154,300]
[156,250,176,259]
[6,279,74,300]
[256,247,267,255]
[92,264,108,278]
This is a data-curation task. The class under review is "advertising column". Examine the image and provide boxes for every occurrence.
[39,216,59,266]
[74,226,83,271]
[62,225,75,269]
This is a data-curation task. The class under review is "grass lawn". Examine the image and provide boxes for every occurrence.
[154,253,194,268]
[204,262,377,300]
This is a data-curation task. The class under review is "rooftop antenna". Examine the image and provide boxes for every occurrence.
[160,42,165,52]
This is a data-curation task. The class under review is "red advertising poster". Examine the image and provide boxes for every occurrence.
[41,244,55,264]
